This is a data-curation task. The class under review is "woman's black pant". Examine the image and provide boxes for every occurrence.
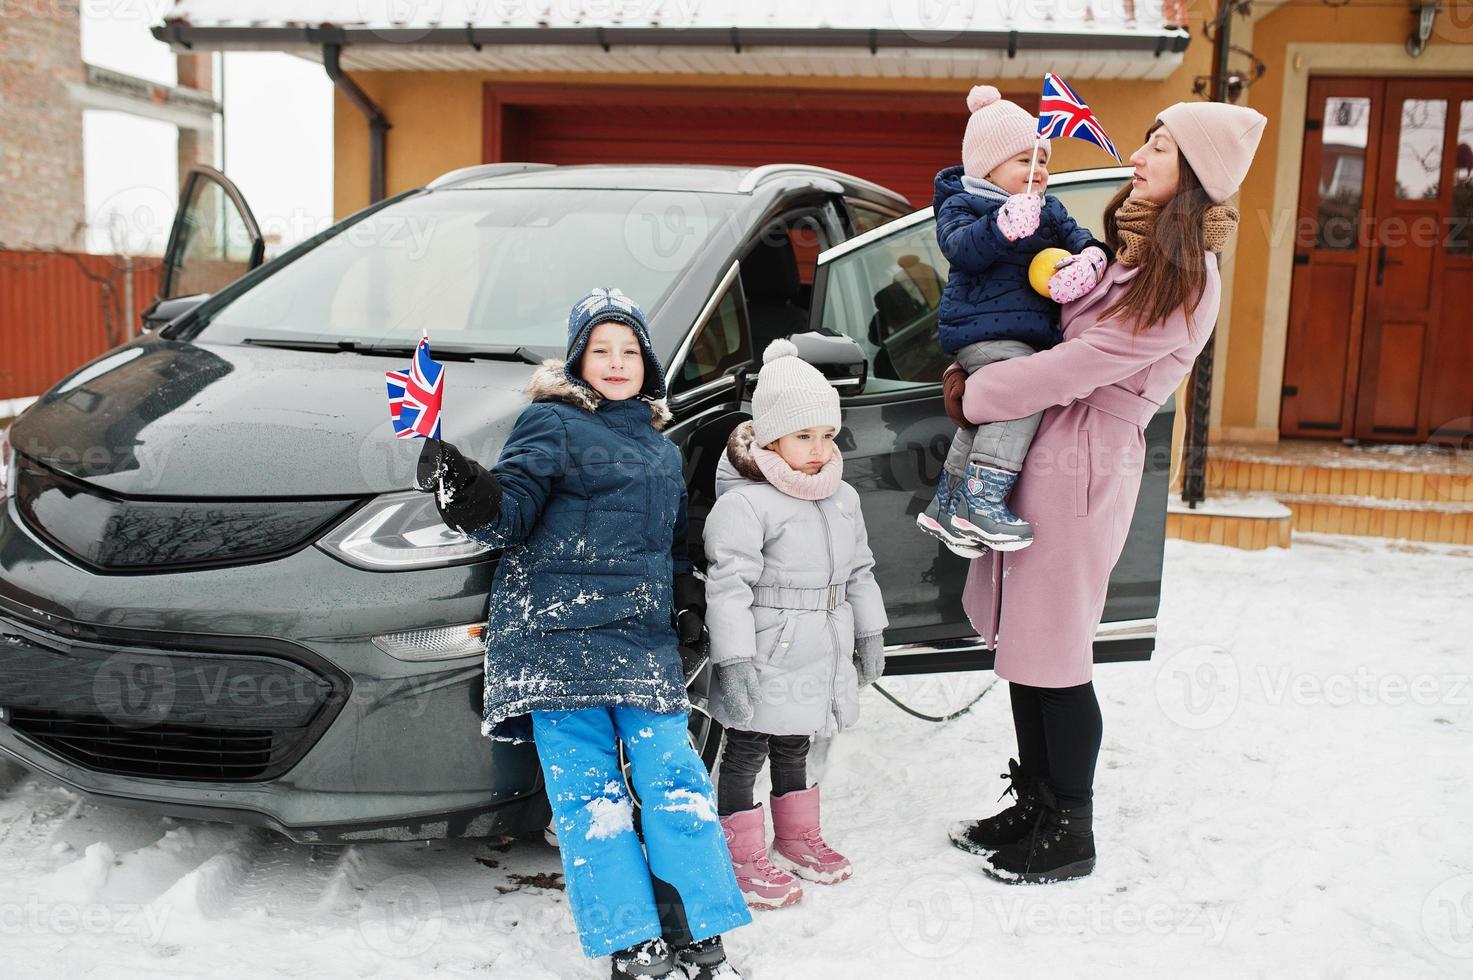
[716,729,810,816]
[1009,681,1102,810]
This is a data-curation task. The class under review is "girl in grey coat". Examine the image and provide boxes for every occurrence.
[704,339,888,909]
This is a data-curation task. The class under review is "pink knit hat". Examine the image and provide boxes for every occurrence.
[962,85,1049,180]
[1155,102,1267,203]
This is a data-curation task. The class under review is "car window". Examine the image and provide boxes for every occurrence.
[820,176,1125,387]
[1050,178,1125,239]
[742,210,833,357]
[169,177,256,299]
[821,219,950,384]
[671,277,751,396]
[190,189,744,349]
[847,200,905,235]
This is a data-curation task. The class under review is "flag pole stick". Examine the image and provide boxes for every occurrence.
[1025,135,1042,196]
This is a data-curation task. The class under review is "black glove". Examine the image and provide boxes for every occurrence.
[414,438,502,535]
[674,572,707,677]
[673,573,706,647]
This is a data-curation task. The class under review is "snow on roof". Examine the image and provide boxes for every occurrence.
[162,0,1181,35]
[156,1,1189,79]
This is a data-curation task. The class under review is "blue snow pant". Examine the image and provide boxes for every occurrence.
[531,706,752,959]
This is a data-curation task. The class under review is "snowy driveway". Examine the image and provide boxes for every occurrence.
[4,535,1471,977]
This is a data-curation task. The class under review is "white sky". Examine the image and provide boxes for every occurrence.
[80,4,333,256]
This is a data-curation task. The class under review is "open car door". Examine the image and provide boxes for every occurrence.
[140,165,264,330]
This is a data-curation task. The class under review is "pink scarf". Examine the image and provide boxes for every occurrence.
[751,446,843,500]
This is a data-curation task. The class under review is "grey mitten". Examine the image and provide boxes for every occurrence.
[855,634,886,687]
[717,660,761,725]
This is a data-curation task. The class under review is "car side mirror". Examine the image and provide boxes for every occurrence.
[140,293,209,331]
[743,331,867,398]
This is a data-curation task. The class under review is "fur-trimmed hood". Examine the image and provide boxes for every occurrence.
[723,420,766,484]
[526,358,672,431]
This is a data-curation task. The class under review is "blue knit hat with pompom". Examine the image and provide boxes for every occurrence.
[564,287,666,401]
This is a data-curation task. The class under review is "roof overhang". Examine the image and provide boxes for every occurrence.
[153,4,1191,81]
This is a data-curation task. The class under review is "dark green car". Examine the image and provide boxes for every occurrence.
[0,161,1162,843]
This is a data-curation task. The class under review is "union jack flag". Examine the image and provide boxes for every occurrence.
[385,334,444,440]
[1037,73,1122,163]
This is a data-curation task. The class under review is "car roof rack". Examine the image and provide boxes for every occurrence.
[736,164,905,203]
[426,162,558,190]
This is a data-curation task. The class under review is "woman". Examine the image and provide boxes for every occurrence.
[942,102,1266,884]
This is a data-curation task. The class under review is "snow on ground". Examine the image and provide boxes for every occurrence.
[3,534,1471,977]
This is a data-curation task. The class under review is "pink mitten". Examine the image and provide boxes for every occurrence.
[995,193,1043,242]
[1047,246,1108,303]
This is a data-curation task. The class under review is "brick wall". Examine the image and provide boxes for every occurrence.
[0,2,85,251]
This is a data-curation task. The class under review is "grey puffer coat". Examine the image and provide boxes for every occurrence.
[702,422,888,737]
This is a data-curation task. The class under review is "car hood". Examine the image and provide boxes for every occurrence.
[7,339,534,497]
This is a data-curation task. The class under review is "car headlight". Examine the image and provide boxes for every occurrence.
[316,490,494,570]
[371,623,486,662]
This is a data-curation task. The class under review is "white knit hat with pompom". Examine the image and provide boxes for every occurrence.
[751,338,842,447]
[962,84,1049,180]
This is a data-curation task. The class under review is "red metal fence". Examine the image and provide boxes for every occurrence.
[0,249,163,400]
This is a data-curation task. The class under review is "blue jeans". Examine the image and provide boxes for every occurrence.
[531,706,752,958]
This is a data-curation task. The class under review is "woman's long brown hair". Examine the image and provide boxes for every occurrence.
[1100,121,1214,334]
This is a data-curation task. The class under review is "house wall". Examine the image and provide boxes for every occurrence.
[1221,3,1471,442]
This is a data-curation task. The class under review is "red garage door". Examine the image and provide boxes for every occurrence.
[485,85,1038,211]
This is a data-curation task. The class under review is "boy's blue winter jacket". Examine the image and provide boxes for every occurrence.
[933,164,1108,354]
[466,362,690,740]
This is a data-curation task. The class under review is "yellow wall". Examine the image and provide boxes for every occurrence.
[1221,3,1455,437]
[330,48,1215,220]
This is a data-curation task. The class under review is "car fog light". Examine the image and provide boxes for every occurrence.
[371,623,486,662]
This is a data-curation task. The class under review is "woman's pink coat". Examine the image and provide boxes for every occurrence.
[955,253,1221,688]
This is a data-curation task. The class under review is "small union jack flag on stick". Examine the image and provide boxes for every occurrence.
[386,331,444,440]
[1027,73,1122,194]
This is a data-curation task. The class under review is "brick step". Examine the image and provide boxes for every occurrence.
[1166,494,1293,550]
[1276,491,1473,544]
[1207,451,1473,504]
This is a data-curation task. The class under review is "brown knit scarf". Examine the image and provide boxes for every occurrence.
[1113,197,1240,267]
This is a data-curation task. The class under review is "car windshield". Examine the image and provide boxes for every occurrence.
[191,188,744,349]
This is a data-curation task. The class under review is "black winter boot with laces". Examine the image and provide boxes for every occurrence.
[948,759,1045,855]
[672,935,743,979]
[611,937,676,978]
[982,783,1095,885]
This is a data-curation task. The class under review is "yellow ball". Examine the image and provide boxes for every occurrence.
[1029,248,1072,299]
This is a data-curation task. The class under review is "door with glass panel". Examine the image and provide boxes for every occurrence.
[1282,78,1473,444]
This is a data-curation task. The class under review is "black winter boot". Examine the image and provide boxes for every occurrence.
[948,759,1044,855]
[982,784,1095,885]
[672,935,743,979]
[611,937,675,978]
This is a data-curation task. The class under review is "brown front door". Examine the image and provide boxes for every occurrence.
[1281,77,1473,444]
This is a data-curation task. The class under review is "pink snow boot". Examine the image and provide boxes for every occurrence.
[719,804,802,910]
[769,786,853,884]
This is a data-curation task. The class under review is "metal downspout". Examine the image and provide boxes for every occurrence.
[322,43,390,203]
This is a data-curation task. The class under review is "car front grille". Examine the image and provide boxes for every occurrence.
[6,709,300,781]
[0,605,350,783]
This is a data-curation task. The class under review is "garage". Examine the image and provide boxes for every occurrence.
[486,86,1039,210]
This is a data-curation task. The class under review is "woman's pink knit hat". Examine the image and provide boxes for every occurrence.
[1156,102,1267,203]
[962,85,1049,180]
